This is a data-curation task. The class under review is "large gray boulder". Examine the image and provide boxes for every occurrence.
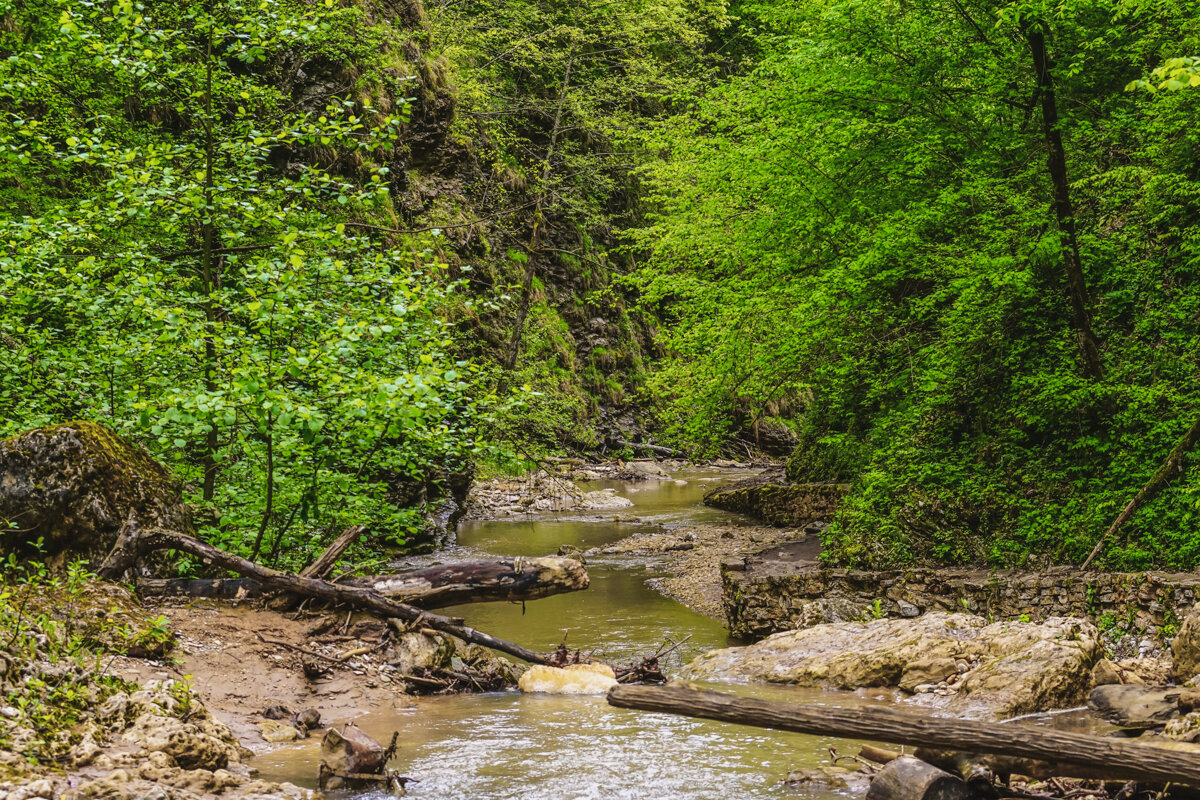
[0,421,191,571]
[683,612,1099,718]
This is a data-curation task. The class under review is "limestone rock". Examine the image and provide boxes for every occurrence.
[257,720,304,743]
[1174,604,1200,682]
[517,663,618,694]
[386,630,454,674]
[0,421,191,572]
[123,712,242,770]
[682,612,1099,717]
[1088,684,1180,730]
[618,461,669,481]
[1091,658,1122,687]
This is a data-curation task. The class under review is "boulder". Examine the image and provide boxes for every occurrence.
[386,630,454,674]
[682,613,1099,718]
[618,461,669,481]
[1173,603,1200,683]
[0,421,191,572]
[1088,684,1180,731]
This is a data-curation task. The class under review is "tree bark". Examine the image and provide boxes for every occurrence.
[865,756,971,800]
[300,525,366,579]
[1023,21,1103,381]
[611,440,683,458]
[1082,413,1200,568]
[606,684,1200,787]
[135,556,591,609]
[103,527,552,664]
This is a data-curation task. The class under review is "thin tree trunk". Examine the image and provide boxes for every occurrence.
[499,49,574,391]
[1023,21,1103,381]
[1082,413,1200,568]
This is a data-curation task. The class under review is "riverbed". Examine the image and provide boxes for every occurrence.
[247,469,963,797]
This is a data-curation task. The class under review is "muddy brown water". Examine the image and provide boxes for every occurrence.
[250,469,1099,799]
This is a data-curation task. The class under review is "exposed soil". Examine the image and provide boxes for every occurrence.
[105,599,420,752]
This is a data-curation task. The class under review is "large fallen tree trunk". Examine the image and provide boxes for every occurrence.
[105,528,552,665]
[606,684,1200,787]
[135,556,589,609]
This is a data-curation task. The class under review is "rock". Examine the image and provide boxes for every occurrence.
[263,705,292,720]
[1119,656,1171,686]
[618,461,669,481]
[257,720,304,743]
[1091,658,1122,687]
[517,663,618,694]
[386,630,454,674]
[1088,684,1181,730]
[899,657,958,692]
[0,421,192,573]
[122,713,242,770]
[897,600,921,618]
[1172,603,1200,682]
[296,708,322,731]
[682,613,1099,718]
[783,765,868,791]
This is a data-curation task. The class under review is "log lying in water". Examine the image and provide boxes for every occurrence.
[105,527,553,665]
[136,556,589,609]
[606,684,1200,788]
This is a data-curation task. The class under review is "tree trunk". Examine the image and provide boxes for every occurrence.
[135,556,590,609]
[1082,413,1200,567]
[102,527,552,664]
[300,525,366,579]
[1023,21,1103,381]
[606,684,1200,787]
[865,756,972,800]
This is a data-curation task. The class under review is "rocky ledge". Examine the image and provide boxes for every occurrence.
[682,612,1099,719]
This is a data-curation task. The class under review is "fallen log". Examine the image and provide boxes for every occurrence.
[865,756,971,800]
[104,527,552,665]
[606,684,1200,787]
[340,557,589,607]
[612,439,682,458]
[300,525,366,580]
[135,556,589,608]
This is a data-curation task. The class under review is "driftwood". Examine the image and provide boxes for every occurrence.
[606,684,1200,787]
[865,756,971,800]
[105,527,552,665]
[135,556,589,609]
[300,525,366,580]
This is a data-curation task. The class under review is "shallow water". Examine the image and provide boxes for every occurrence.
[250,467,1104,798]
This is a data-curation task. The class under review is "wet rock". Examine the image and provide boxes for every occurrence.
[517,663,618,694]
[296,708,322,731]
[783,765,868,791]
[682,613,1099,717]
[1088,684,1180,730]
[0,421,192,572]
[257,720,304,743]
[386,629,454,674]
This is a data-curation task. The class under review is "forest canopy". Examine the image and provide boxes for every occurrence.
[3,0,1200,572]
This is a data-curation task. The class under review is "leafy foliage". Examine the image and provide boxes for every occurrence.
[633,0,1200,569]
[0,0,489,565]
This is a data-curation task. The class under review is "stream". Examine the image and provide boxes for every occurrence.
[250,468,1096,799]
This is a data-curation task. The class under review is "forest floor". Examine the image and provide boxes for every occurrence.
[106,600,418,752]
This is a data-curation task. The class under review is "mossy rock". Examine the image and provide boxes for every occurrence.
[0,421,191,572]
